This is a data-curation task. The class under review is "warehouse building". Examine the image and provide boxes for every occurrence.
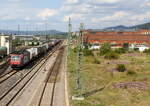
[84,29,150,45]
[13,35,34,41]
[84,29,150,51]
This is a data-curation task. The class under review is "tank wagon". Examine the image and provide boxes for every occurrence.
[28,41,40,46]
[10,40,61,69]
[28,41,33,46]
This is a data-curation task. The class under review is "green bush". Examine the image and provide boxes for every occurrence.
[94,58,101,64]
[73,47,78,53]
[115,48,126,54]
[73,47,94,56]
[134,48,139,51]
[104,51,119,59]
[100,43,111,55]
[143,49,150,53]
[83,48,94,56]
[127,70,137,75]
[117,64,126,72]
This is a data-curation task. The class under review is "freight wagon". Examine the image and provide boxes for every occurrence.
[33,42,39,46]
[28,41,39,46]
[28,41,33,46]
[26,48,36,60]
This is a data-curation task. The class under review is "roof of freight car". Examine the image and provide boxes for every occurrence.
[11,49,28,55]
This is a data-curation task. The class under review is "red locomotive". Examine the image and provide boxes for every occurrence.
[10,50,30,68]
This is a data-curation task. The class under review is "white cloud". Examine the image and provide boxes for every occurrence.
[0,0,150,31]
[131,12,150,21]
[1,15,16,20]
[38,8,58,20]
[63,13,84,22]
[140,0,150,8]
[60,3,93,14]
[92,11,129,22]
[66,0,79,4]
[8,0,21,2]
[24,17,31,21]
[36,22,45,25]
[91,0,121,4]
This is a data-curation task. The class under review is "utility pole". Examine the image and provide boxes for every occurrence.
[77,23,84,90]
[68,17,72,57]
[26,25,28,35]
[45,20,48,42]
[35,25,38,35]
[18,24,20,35]
[72,23,85,101]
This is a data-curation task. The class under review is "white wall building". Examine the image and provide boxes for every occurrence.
[0,35,13,54]
[89,43,101,50]
[130,44,149,52]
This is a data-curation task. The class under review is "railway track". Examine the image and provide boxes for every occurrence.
[0,42,62,106]
[38,46,64,106]
[0,70,17,84]
[0,55,46,85]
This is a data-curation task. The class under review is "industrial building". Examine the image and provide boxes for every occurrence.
[13,35,48,42]
[13,35,34,41]
[34,35,48,41]
[84,29,150,51]
[84,29,150,45]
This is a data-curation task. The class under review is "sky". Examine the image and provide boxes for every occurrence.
[0,0,150,31]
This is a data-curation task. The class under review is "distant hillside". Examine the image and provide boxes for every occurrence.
[104,22,150,31]
[130,22,150,30]
[0,29,66,35]
[105,25,129,30]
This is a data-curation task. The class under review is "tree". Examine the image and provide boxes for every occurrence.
[83,48,94,56]
[12,38,21,47]
[100,43,111,55]
[115,48,126,54]
[104,51,119,59]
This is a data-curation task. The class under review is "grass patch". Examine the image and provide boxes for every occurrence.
[127,70,137,76]
[104,51,119,59]
[68,48,150,106]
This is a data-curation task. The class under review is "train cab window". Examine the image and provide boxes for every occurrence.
[11,56,20,61]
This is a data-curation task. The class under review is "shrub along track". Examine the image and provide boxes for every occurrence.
[0,42,62,106]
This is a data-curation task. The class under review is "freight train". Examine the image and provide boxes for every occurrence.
[10,40,61,69]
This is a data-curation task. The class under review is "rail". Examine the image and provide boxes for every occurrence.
[0,42,62,106]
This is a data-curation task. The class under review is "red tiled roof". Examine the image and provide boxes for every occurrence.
[84,30,150,45]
